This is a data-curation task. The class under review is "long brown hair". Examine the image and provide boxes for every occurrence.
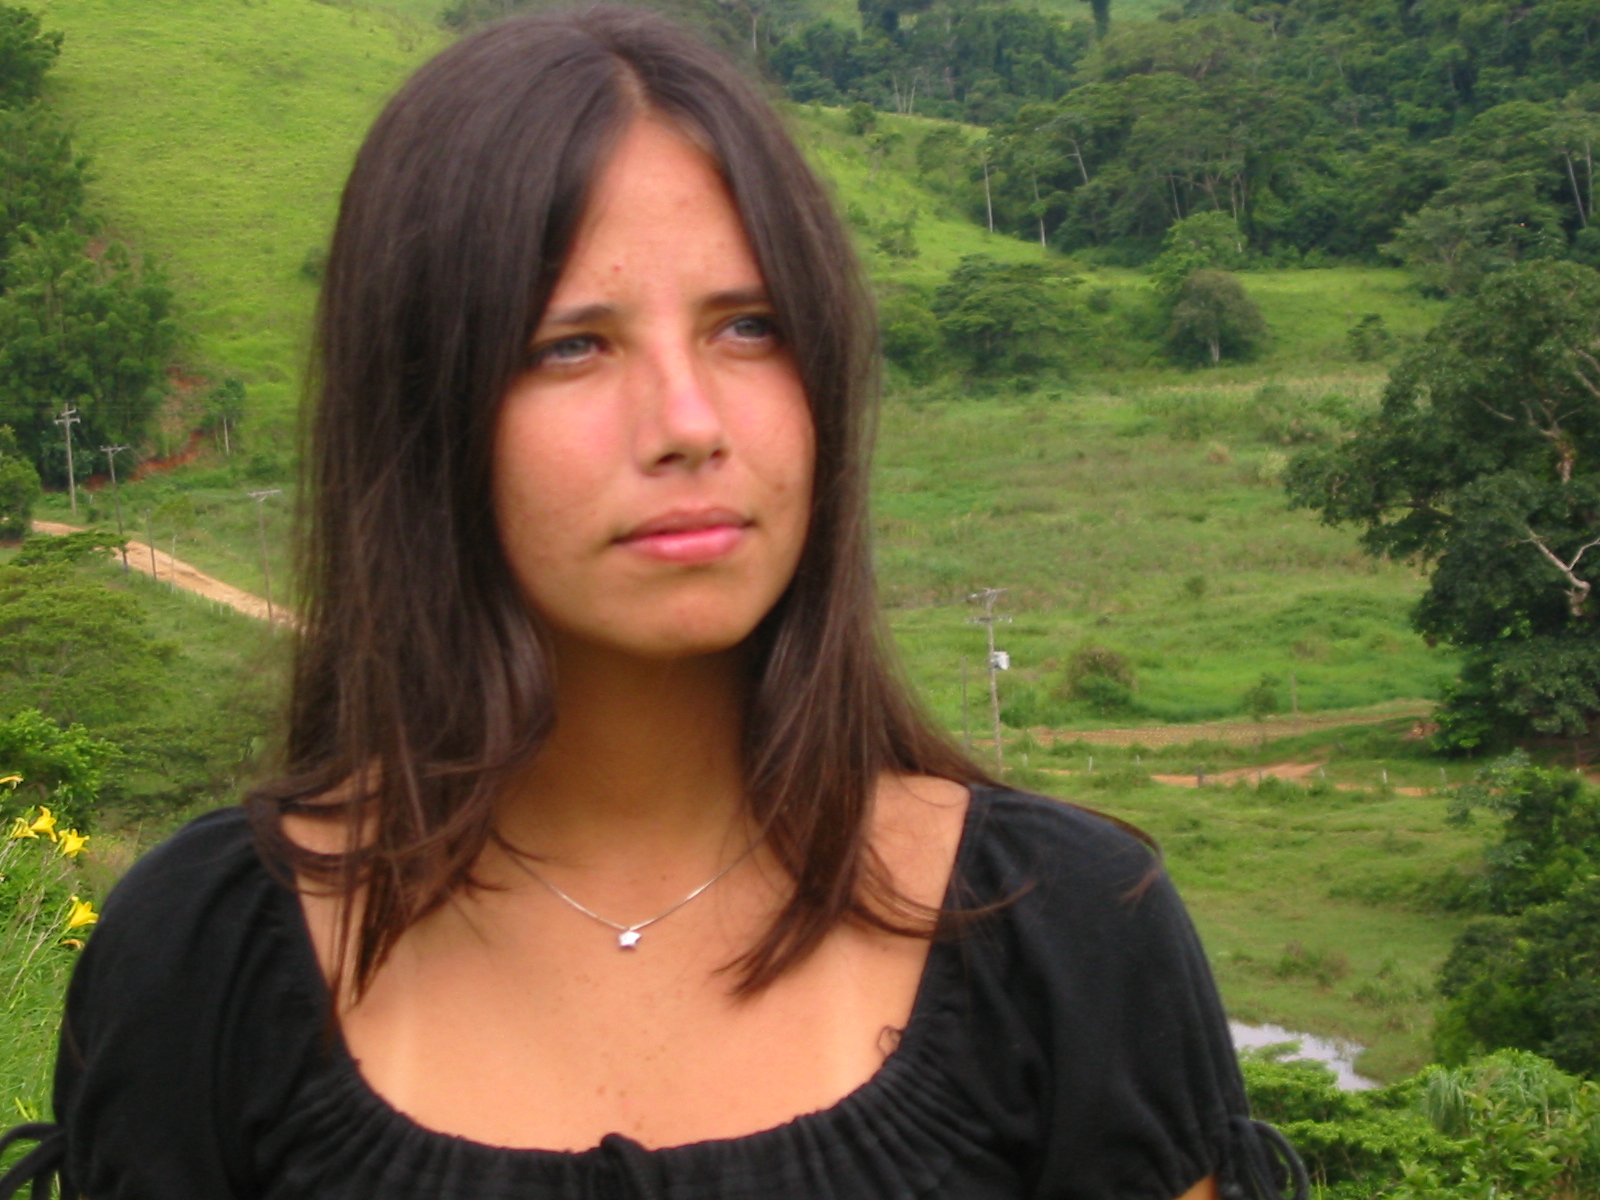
[249,4,990,998]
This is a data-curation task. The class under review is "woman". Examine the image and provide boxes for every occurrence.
[1,8,1307,1198]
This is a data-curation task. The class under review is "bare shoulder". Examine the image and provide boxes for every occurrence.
[870,773,971,910]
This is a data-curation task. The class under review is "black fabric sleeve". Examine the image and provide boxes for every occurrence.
[954,791,1306,1200]
[46,807,319,1200]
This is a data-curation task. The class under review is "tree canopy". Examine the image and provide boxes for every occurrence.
[0,6,177,485]
[1287,261,1600,750]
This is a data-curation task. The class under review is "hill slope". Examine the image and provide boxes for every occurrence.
[35,0,444,437]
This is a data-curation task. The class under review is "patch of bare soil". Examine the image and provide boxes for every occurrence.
[1021,700,1436,750]
[1149,761,1428,795]
[31,520,293,628]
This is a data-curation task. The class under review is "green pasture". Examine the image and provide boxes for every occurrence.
[1009,723,1497,1081]
[877,379,1457,729]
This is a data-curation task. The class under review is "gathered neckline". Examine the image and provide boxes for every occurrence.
[262,783,989,1161]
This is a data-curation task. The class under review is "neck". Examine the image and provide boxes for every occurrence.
[497,635,751,866]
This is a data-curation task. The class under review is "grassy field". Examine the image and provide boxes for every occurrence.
[1007,720,1494,1081]
[877,378,1458,730]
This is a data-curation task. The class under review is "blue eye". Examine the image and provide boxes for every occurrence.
[531,334,599,367]
[728,315,779,342]
[547,336,596,359]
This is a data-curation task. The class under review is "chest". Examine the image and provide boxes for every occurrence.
[333,877,934,1152]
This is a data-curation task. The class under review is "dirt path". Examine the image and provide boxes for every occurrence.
[1147,760,1430,795]
[32,520,293,628]
[1040,758,1432,795]
[1021,699,1436,750]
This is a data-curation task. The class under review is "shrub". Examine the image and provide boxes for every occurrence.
[1271,941,1351,987]
[1057,644,1136,714]
[878,292,943,381]
[1347,313,1393,361]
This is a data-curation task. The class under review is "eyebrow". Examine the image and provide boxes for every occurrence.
[539,287,773,329]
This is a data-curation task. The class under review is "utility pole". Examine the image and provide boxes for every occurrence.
[99,445,129,571]
[54,406,81,518]
[247,488,282,626]
[967,588,1012,774]
[141,507,157,579]
[960,656,971,750]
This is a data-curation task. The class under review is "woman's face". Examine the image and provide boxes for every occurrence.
[493,116,814,662]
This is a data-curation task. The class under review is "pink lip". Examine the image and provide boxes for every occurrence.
[617,508,750,564]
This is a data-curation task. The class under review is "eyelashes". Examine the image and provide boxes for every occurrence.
[525,313,783,372]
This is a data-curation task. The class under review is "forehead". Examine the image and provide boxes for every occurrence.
[550,116,764,299]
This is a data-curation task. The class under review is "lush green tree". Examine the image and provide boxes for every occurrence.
[1446,751,1600,914]
[930,254,1078,378]
[1149,210,1248,294]
[204,376,246,457]
[1288,262,1600,750]
[1164,268,1266,365]
[0,230,177,480]
[877,290,942,379]
[0,4,61,110]
[1242,1049,1600,1196]
[0,104,86,261]
[773,2,1088,123]
[0,423,39,539]
[1435,878,1600,1078]
[0,554,173,728]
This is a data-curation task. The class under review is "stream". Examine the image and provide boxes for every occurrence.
[1230,1021,1379,1091]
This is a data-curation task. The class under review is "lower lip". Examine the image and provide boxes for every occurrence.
[621,524,746,564]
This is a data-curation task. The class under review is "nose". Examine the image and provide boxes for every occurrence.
[636,338,727,474]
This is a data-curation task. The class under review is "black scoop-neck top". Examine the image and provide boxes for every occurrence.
[2,786,1306,1200]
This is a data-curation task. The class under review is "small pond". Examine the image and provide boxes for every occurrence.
[1229,1021,1379,1091]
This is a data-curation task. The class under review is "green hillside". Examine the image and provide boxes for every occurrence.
[34,0,445,440]
[28,0,1453,730]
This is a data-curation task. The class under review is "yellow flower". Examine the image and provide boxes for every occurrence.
[56,829,89,858]
[0,775,22,789]
[65,896,98,930]
[59,938,84,950]
[6,816,36,840]
[27,807,57,842]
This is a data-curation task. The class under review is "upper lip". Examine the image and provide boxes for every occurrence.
[618,507,750,541]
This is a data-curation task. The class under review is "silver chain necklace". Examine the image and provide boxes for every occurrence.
[508,841,758,950]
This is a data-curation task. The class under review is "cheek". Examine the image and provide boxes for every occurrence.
[746,377,816,524]
[491,395,607,568]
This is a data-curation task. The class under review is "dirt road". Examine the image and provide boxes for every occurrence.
[1022,699,1435,750]
[31,520,293,628]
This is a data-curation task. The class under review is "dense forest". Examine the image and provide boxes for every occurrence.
[767,0,1600,280]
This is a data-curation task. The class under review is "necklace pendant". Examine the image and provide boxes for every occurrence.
[617,929,642,950]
